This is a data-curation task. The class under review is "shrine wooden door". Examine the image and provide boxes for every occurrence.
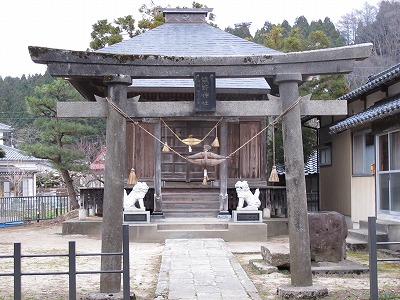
[161,121,218,182]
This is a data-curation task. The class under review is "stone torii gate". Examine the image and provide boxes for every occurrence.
[29,43,372,297]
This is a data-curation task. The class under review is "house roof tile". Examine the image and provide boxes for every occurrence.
[0,145,43,162]
[337,63,400,101]
[276,150,319,175]
[0,123,13,132]
[330,96,400,134]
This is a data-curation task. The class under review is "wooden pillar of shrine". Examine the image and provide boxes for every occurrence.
[218,119,229,216]
[153,119,163,216]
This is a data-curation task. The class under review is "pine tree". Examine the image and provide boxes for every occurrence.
[21,79,95,209]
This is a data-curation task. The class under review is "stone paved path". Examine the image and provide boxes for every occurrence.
[155,238,262,300]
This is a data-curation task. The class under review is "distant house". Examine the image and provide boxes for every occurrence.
[87,145,106,188]
[320,63,400,228]
[0,123,13,146]
[0,124,53,197]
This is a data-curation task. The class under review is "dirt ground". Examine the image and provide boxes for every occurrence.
[0,220,399,300]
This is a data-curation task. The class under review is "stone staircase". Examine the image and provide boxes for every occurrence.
[346,219,390,251]
[161,189,220,218]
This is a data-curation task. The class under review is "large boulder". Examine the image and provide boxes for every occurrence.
[308,211,348,263]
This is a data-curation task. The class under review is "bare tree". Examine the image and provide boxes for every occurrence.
[337,12,359,45]
[338,1,400,87]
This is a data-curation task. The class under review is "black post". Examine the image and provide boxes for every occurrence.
[123,225,130,300]
[14,243,21,300]
[69,241,77,300]
[368,216,378,300]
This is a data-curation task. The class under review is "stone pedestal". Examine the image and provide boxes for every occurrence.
[277,285,328,299]
[233,210,262,222]
[79,209,87,220]
[217,211,231,219]
[123,211,150,223]
[309,211,348,262]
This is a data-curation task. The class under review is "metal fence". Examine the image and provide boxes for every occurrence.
[0,195,69,224]
[0,224,130,300]
[368,216,400,300]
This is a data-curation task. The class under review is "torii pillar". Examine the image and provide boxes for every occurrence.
[100,74,131,293]
[275,74,326,296]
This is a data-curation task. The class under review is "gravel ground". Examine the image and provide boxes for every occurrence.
[0,220,399,300]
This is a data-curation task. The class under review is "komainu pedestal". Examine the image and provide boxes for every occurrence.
[123,182,150,223]
[233,180,262,222]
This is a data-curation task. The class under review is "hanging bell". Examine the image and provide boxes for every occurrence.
[211,136,220,147]
[162,142,170,152]
[211,128,220,147]
[127,168,137,185]
[268,165,279,183]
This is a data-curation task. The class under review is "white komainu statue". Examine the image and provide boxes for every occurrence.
[235,180,261,210]
[123,182,149,211]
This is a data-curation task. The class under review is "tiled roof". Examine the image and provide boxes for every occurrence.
[0,145,43,162]
[275,150,319,175]
[0,123,13,132]
[97,23,280,57]
[304,150,319,175]
[330,63,400,134]
[97,22,279,91]
[329,96,400,134]
[90,146,106,170]
[337,63,400,101]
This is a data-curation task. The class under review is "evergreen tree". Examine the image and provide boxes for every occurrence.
[21,79,96,209]
[281,20,292,38]
[89,2,215,50]
[225,22,253,40]
[0,72,53,129]
[253,21,272,45]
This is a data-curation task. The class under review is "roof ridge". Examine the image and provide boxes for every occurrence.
[330,95,400,134]
[337,63,400,101]
[367,63,400,82]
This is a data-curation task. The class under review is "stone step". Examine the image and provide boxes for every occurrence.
[162,209,219,218]
[347,228,388,242]
[346,237,369,251]
[359,219,400,233]
[163,200,219,209]
[157,223,228,231]
[162,193,219,202]
[161,192,220,217]
[346,227,390,251]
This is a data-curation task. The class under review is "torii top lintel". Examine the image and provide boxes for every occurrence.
[29,44,372,80]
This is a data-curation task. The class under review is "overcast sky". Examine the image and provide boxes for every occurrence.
[1,0,378,78]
